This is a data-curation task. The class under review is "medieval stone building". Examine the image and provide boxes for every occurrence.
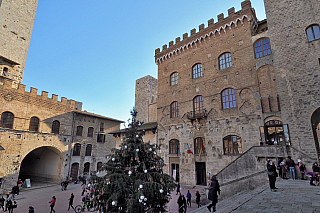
[135,0,320,194]
[0,0,123,193]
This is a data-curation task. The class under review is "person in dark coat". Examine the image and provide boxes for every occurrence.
[276,157,283,177]
[176,181,181,195]
[285,156,296,180]
[7,199,13,213]
[195,191,201,208]
[207,175,220,212]
[312,162,320,173]
[177,194,187,213]
[267,160,278,191]
[68,193,74,210]
[0,195,5,211]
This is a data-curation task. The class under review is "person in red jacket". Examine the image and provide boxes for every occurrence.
[49,196,56,213]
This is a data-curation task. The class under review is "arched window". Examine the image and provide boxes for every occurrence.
[223,135,242,155]
[194,137,204,155]
[29,116,39,132]
[170,72,178,86]
[83,162,90,174]
[51,120,60,134]
[306,24,320,41]
[0,111,14,129]
[254,38,271,58]
[221,88,236,109]
[192,63,203,79]
[76,126,83,136]
[73,143,81,156]
[87,127,94,137]
[219,52,232,70]
[170,101,179,118]
[193,95,204,115]
[85,144,92,156]
[97,162,103,171]
[169,139,179,154]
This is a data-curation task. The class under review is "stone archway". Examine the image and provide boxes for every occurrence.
[19,146,64,183]
[311,108,320,159]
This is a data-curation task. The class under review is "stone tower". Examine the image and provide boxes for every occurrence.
[135,75,157,123]
[264,0,320,159]
[0,0,38,87]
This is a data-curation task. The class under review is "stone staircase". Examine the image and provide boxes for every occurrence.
[190,184,269,213]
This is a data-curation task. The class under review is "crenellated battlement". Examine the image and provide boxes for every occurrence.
[0,78,81,109]
[155,0,257,64]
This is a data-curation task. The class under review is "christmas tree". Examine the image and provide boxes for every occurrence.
[93,109,176,212]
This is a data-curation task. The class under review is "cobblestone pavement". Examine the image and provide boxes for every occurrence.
[190,179,320,213]
[6,183,83,213]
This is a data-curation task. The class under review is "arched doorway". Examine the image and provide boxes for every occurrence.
[70,163,79,181]
[311,108,320,159]
[259,117,291,146]
[19,146,63,183]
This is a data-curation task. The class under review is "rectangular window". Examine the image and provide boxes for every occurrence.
[97,134,105,143]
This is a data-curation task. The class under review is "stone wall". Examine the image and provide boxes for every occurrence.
[135,75,157,123]
[264,0,320,159]
[0,0,38,84]
[216,145,316,199]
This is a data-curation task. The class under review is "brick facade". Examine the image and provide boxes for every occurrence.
[135,0,311,186]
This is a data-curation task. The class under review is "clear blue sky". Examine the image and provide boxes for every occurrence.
[24,0,266,125]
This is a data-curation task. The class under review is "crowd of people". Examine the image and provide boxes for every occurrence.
[176,175,220,213]
[267,156,320,192]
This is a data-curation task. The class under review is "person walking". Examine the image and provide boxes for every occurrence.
[285,156,296,180]
[267,160,278,191]
[176,181,181,195]
[49,196,56,213]
[6,198,16,213]
[207,175,220,212]
[186,190,191,207]
[195,191,201,208]
[68,193,74,210]
[298,159,306,180]
[0,195,5,211]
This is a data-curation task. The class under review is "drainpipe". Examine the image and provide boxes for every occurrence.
[67,111,76,179]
